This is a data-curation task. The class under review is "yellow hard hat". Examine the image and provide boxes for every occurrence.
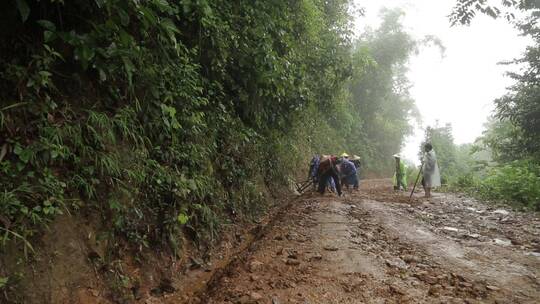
[340,152,349,158]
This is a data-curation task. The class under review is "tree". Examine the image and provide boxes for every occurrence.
[450,0,540,25]
[474,116,527,163]
[346,8,423,174]
[451,0,540,162]
[495,41,540,160]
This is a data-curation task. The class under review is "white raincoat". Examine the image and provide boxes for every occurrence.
[423,150,441,188]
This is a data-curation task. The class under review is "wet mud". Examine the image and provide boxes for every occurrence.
[168,179,540,304]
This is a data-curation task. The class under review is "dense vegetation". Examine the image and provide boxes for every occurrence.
[427,0,540,210]
[0,1,424,296]
[346,8,428,173]
[0,0,537,300]
[0,0,330,245]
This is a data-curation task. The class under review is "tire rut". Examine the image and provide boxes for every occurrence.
[173,179,540,304]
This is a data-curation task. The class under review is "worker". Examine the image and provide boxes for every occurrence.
[393,154,407,191]
[308,154,320,189]
[308,154,336,192]
[422,143,441,198]
[317,155,342,196]
[340,157,358,190]
[350,155,361,170]
[350,155,362,188]
[327,175,337,193]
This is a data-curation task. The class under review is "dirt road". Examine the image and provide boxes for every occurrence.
[183,179,540,304]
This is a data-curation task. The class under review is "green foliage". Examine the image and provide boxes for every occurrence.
[450,0,540,25]
[474,117,527,162]
[447,0,540,210]
[450,0,516,25]
[0,276,7,288]
[495,44,540,160]
[0,0,355,258]
[0,3,431,301]
[479,161,540,210]
[344,8,423,175]
[451,0,540,160]
[0,13,426,304]
[405,163,420,188]
[425,120,540,210]
[14,0,30,22]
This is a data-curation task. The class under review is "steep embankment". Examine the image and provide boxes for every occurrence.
[0,1,352,302]
[0,2,428,302]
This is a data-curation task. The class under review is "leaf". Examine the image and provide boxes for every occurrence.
[0,144,7,162]
[160,18,179,47]
[153,0,174,14]
[484,7,498,18]
[16,162,25,171]
[109,199,122,211]
[122,57,135,87]
[14,145,32,163]
[1,101,28,112]
[139,6,158,27]
[177,213,189,225]
[15,0,30,22]
[0,277,7,288]
[118,29,133,46]
[13,144,22,155]
[19,149,31,163]
[117,9,130,26]
[75,46,95,70]
[161,18,179,34]
[187,179,197,190]
[0,227,34,253]
[44,30,55,43]
[37,20,56,31]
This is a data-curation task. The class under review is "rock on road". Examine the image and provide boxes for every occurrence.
[190,179,540,304]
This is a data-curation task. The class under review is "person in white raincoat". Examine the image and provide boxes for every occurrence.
[422,143,440,198]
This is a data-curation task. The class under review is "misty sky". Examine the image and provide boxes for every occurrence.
[352,0,531,164]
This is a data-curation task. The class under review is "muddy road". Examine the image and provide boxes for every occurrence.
[177,179,540,304]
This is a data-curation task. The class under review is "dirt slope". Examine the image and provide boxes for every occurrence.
[185,179,540,304]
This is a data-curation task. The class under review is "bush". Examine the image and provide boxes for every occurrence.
[0,0,353,253]
[405,165,420,188]
[478,161,540,210]
[445,172,480,191]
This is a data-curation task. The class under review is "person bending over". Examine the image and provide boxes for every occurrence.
[317,155,342,196]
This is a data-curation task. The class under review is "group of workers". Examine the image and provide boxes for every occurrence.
[308,153,361,197]
[310,143,441,199]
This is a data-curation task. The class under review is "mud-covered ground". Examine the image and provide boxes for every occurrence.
[187,179,540,304]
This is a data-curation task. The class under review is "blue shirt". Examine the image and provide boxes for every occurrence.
[309,156,320,178]
[340,159,356,176]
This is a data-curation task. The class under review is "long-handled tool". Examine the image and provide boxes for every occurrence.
[409,162,424,201]
[295,179,313,194]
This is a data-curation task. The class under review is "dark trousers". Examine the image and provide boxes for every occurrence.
[318,169,342,196]
[341,174,359,190]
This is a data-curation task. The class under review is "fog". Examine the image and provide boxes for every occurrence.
[353,0,531,164]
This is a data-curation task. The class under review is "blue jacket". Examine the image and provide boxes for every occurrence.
[308,155,320,179]
[340,159,357,176]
